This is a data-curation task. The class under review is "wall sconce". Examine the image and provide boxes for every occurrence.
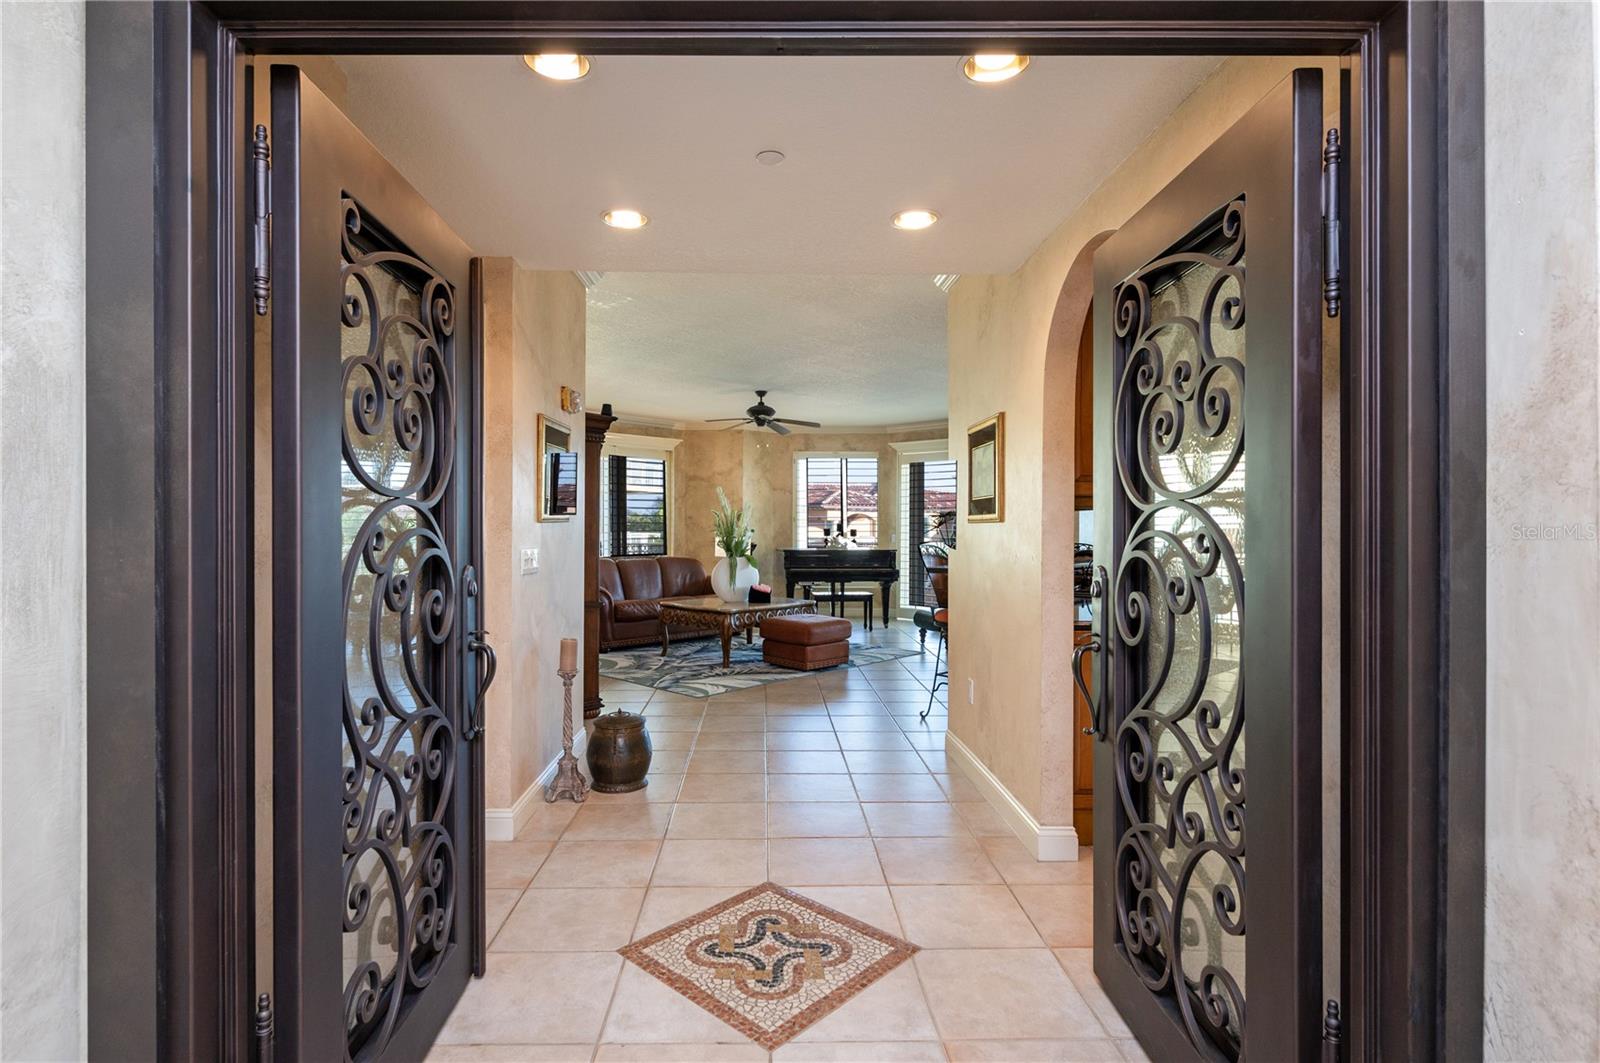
[561,386,584,414]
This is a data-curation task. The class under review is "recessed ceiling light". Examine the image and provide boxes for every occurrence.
[755,149,787,166]
[601,208,649,230]
[524,53,592,81]
[962,53,1029,84]
[891,209,940,231]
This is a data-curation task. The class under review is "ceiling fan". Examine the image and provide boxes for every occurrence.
[706,390,822,436]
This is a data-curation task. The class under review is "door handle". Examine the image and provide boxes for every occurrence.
[1073,635,1104,738]
[1075,565,1109,740]
[464,629,497,741]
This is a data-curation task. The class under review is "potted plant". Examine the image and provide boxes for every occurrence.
[710,486,759,602]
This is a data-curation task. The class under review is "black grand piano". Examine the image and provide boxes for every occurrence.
[782,548,900,627]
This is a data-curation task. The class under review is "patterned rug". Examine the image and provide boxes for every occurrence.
[618,883,919,1049]
[598,639,918,697]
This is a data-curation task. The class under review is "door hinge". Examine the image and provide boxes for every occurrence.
[1321,128,1343,319]
[254,991,274,1063]
[251,124,272,316]
[1321,999,1343,1063]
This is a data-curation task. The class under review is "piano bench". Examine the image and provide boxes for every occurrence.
[803,586,875,630]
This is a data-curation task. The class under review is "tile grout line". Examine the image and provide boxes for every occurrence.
[878,849,947,1048]
[588,683,695,1062]
[573,663,964,1058]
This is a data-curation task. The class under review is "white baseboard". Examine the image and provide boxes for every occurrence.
[945,731,1080,861]
[485,730,587,842]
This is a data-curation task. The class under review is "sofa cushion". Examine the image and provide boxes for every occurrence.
[616,557,664,601]
[658,556,711,597]
[760,613,853,645]
[598,557,624,600]
[613,598,661,623]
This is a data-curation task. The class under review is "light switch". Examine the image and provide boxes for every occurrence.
[967,678,975,705]
[520,548,539,574]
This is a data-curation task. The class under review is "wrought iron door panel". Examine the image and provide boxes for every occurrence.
[273,66,483,1063]
[1110,201,1248,1058]
[339,199,459,1058]
[1090,70,1324,1063]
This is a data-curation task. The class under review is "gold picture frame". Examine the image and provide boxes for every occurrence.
[537,413,575,522]
[966,412,1005,523]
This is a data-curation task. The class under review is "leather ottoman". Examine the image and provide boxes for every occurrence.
[760,614,853,671]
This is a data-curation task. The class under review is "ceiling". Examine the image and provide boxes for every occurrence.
[332,53,1223,274]
[585,273,949,429]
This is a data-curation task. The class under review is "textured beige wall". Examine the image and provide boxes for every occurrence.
[481,263,588,811]
[1483,2,1600,1057]
[669,427,745,571]
[742,430,928,592]
[946,56,1336,826]
[630,426,939,593]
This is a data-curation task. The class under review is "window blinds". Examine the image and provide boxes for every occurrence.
[602,454,667,557]
[795,456,880,548]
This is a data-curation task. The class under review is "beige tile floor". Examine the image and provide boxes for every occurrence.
[433,628,1145,1063]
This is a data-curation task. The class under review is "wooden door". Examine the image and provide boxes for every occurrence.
[1088,69,1326,1062]
[269,64,491,1063]
[1073,306,1096,842]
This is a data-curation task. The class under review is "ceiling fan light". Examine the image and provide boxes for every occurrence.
[962,53,1029,84]
[525,53,591,81]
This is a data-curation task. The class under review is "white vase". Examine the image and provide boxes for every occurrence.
[711,557,759,603]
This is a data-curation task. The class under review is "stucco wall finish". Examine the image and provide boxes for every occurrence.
[626,425,939,593]
[0,2,87,1058]
[481,263,588,815]
[1483,3,1600,1058]
[946,55,1335,830]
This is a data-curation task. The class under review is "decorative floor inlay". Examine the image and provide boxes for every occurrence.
[617,882,919,1048]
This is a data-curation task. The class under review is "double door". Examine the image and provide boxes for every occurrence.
[1087,69,1330,1062]
[265,65,494,1062]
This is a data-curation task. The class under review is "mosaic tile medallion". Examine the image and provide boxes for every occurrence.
[617,882,919,1049]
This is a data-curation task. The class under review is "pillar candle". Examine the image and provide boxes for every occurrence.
[559,637,578,672]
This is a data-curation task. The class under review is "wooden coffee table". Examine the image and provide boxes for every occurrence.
[659,596,818,669]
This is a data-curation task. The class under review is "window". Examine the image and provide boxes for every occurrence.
[795,456,879,547]
[901,458,958,607]
[601,454,668,557]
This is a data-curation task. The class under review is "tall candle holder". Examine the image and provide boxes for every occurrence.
[545,666,589,803]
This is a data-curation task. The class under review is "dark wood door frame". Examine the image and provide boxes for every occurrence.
[84,3,1485,1061]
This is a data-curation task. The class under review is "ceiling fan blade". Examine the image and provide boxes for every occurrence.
[772,418,821,428]
[768,421,792,436]
[706,417,751,422]
[721,420,752,431]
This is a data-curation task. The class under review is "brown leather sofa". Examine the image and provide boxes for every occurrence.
[598,556,718,651]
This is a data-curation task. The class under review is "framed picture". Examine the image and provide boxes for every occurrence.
[537,414,575,522]
[966,412,1005,523]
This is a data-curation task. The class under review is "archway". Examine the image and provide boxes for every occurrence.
[1038,230,1113,846]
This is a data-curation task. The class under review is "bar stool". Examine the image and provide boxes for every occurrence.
[914,607,949,720]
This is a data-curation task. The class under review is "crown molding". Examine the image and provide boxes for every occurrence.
[608,413,688,431]
[605,431,685,453]
[889,437,950,457]
[608,416,949,437]
[730,418,948,437]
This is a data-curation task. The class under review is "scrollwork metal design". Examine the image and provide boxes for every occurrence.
[1109,198,1248,1060]
[338,197,458,1062]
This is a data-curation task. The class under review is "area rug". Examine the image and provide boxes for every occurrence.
[618,882,919,1049]
[598,639,918,697]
